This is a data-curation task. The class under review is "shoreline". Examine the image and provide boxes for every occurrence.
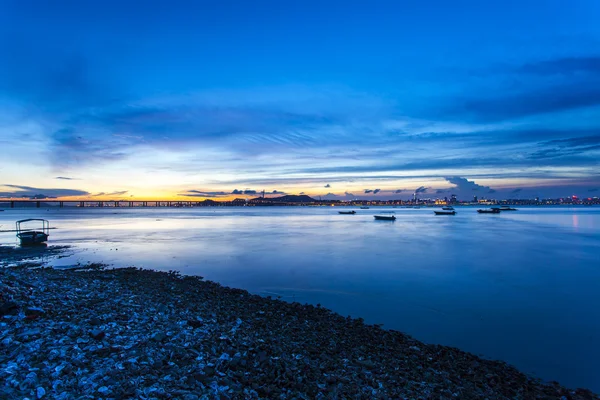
[1,246,598,399]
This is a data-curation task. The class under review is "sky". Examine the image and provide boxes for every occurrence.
[1,0,600,201]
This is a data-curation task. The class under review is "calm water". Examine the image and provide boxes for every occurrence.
[1,206,599,391]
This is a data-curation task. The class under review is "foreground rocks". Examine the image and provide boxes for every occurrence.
[1,255,598,399]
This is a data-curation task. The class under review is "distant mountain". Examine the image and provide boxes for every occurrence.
[252,195,316,203]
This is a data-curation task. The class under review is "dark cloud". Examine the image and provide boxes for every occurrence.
[394,189,403,194]
[324,184,331,188]
[488,189,497,194]
[180,190,228,198]
[344,191,354,196]
[436,189,447,194]
[364,189,373,193]
[414,186,428,194]
[55,176,78,180]
[231,189,258,195]
[529,135,600,160]
[452,86,600,122]
[517,56,600,76]
[511,188,522,193]
[373,189,381,194]
[299,192,305,195]
[0,184,89,199]
[92,190,129,197]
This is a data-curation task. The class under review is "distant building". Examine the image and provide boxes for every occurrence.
[450,194,457,204]
[473,195,478,203]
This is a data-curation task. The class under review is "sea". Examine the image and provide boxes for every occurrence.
[1,205,599,392]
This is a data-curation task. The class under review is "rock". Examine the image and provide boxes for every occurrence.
[187,319,203,328]
[89,317,101,326]
[0,301,18,316]
[151,332,166,342]
[25,307,45,317]
[90,329,105,340]
[36,387,45,399]
[98,386,109,394]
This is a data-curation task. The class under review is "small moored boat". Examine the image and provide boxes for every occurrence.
[442,206,454,211]
[499,206,517,211]
[434,210,456,215]
[374,215,396,221]
[360,206,370,209]
[477,208,500,214]
[16,219,50,245]
[338,210,356,215]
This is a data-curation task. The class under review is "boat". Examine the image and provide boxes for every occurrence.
[374,215,396,221]
[16,219,50,245]
[499,206,517,211]
[434,210,456,215]
[360,206,370,209]
[442,206,454,211]
[338,210,356,215]
[477,208,501,214]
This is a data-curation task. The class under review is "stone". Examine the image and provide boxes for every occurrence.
[0,301,18,316]
[90,329,105,340]
[25,307,45,317]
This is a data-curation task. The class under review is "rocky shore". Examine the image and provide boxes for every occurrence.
[1,246,598,399]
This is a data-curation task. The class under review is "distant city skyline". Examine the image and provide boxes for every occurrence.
[1,0,600,201]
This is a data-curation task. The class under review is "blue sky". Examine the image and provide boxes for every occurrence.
[1,0,599,200]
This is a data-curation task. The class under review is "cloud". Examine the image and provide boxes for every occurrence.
[344,191,354,196]
[231,189,258,195]
[414,186,428,194]
[0,184,90,199]
[517,56,600,76]
[299,192,305,195]
[488,189,497,194]
[394,189,403,194]
[436,189,447,194]
[364,189,373,193]
[511,188,522,193]
[529,135,600,160]
[445,177,493,193]
[373,189,381,194]
[55,176,78,180]
[324,183,331,188]
[180,190,228,198]
[92,190,129,197]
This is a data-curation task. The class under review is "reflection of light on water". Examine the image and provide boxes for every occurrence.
[572,214,579,229]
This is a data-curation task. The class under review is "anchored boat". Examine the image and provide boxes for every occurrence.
[338,210,356,215]
[434,210,456,215]
[16,219,50,245]
[477,208,501,214]
[374,215,396,221]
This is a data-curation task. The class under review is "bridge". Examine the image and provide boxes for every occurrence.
[0,200,228,208]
